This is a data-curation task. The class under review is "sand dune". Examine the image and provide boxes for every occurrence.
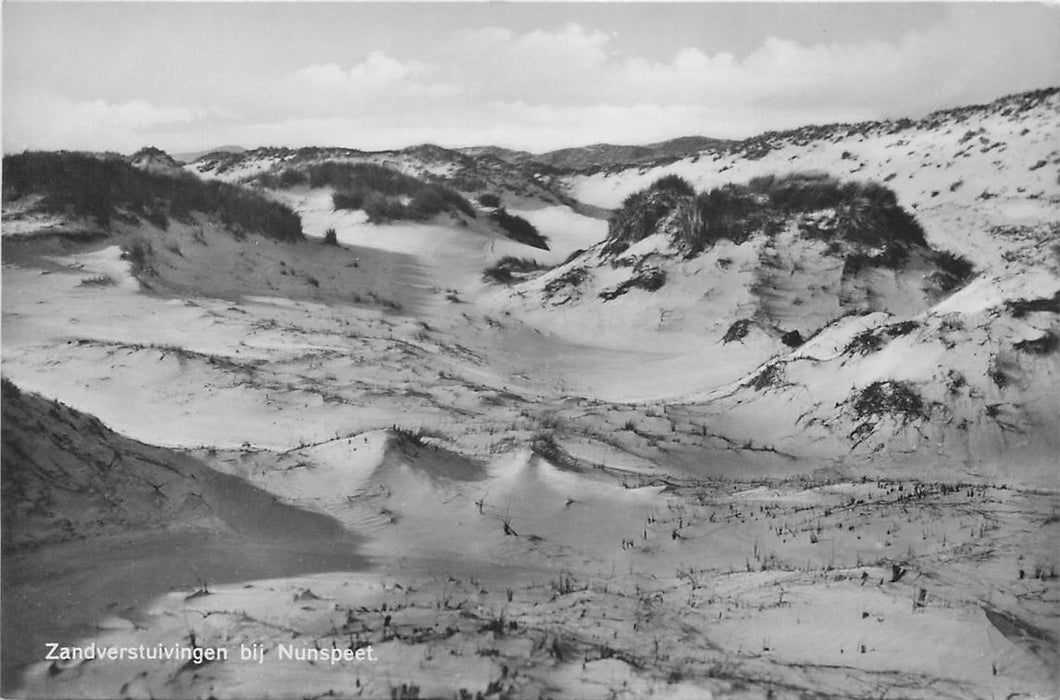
[2,88,1057,698]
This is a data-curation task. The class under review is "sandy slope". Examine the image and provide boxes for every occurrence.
[11,422,1057,698]
[0,383,365,694]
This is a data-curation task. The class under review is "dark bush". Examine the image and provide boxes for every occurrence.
[561,248,586,266]
[436,185,476,218]
[530,433,574,469]
[143,207,169,230]
[278,169,307,188]
[489,209,549,250]
[308,162,419,194]
[650,174,695,196]
[543,267,588,299]
[606,171,927,262]
[887,321,919,337]
[1014,332,1058,355]
[722,319,754,344]
[690,185,780,251]
[122,239,153,275]
[483,256,548,285]
[316,162,474,221]
[845,321,920,355]
[322,227,338,245]
[1007,291,1060,318]
[0,377,21,402]
[406,187,447,219]
[332,190,365,211]
[845,329,884,355]
[932,250,975,291]
[606,189,685,254]
[852,381,925,422]
[478,193,502,208]
[749,363,785,391]
[599,268,667,300]
[362,192,406,223]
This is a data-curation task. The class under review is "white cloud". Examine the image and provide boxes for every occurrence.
[293,51,430,91]
[462,23,611,67]
[445,9,1059,128]
[287,51,463,100]
[6,7,1057,154]
[3,93,207,152]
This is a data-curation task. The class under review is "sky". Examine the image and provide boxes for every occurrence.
[3,2,1059,155]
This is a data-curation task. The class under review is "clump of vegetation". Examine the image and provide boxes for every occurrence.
[748,363,785,391]
[780,329,804,347]
[543,267,589,300]
[840,248,909,275]
[560,248,585,266]
[598,267,667,300]
[390,426,429,449]
[477,193,501,208]
[255,168,309,189]
[78,274,117,287]
[722,319,754,344]
[359,192,407,223]
[310,161,411,193]
[0,377,21,402]
[846,329,884,355]
[932,250,975,291]
[311,162,475,222]
[844,321,919,356]
[649,173,696,196]
[488,209,549,250]
[887,320,919,337]
[122,239,154,276]
[331,190,365,211]
[1006,291,1060,318]
[530,433,573,468]
[1014,332,1058,355]
[2,152,303,242]
[852,381,925,422]
[606,171,927,265]
[988,356,1010,389]
[604,188,687,255]
[945,369,967,395]
[322,227,338,245]
[482,256,548,285]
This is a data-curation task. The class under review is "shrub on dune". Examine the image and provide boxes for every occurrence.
[482,256,549,284]
[332,190,365,211]
[478,193,502,208]
[649,173,696,196]
[317,162,476,222]
[2,151,303,243]
[607,171,930,265]
[488,209,549,250]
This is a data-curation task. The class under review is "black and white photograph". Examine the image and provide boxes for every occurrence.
[2,2,1059,698]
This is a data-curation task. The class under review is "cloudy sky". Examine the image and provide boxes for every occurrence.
[4,2,1059,155]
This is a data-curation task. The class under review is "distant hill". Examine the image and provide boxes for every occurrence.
[457,145,536,165]
[171,144,246,164]
[458,136,735,172]
[533,136,735,171]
